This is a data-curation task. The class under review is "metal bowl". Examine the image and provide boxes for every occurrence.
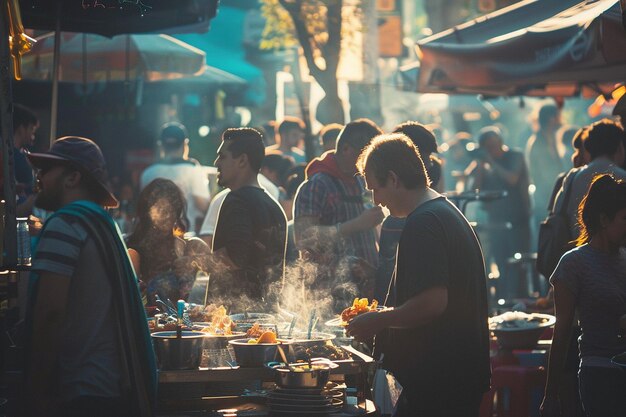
[151,331,206,370]
[273,363,331,389]
[285,332,336,348]
[228,338,280,367]
[230,312,275,325]
[490,313,556,350]
[201,332,247,350]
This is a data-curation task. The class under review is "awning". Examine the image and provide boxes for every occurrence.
[174,6,266,105]
[415,0,626,96]
[19,0,219,37]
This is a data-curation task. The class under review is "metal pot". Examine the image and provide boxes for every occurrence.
[286,332,336,348]
[228,338,280,367]
[151,331,206,370]
[273,363,331,389]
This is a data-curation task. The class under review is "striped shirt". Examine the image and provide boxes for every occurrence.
[294,172,378,267]
[32,213,121,401]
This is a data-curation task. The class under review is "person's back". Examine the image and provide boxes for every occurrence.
[526,103,565,220]
[554,119,626,236]
[141,161,208,233]
[140,123,209,233]
[387,197,490,396]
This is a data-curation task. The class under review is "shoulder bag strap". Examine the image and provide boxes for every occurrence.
[557,169,578,216]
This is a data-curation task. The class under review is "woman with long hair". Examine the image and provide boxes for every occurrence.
[127,178,209,304]
[541,174,626,417]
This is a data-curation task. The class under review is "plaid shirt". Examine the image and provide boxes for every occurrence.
[294,171,378,267]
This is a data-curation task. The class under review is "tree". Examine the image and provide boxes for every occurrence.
[261,0,361,125]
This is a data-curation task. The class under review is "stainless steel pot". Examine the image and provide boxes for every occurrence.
[286,332,336,348]
[273,363,331,389]
[151,331,206,370]
[228,338,279,367]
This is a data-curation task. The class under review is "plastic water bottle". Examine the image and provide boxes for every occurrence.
[16,218,31,266]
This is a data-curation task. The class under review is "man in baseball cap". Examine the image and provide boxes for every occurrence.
[27,136,118,210]
[24,136,156,416]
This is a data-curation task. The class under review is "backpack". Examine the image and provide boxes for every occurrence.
[536,170,577,278]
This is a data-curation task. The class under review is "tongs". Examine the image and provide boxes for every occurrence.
[155,295,193,328]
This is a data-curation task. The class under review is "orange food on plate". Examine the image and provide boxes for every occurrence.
[340,298,378,323]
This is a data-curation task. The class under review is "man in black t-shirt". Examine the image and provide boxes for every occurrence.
[210,128,287,308]
[348,133,490,417]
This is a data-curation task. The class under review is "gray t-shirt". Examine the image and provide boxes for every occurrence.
[32,215,121,401]
[554,158,626,237]
[550,244,626,359]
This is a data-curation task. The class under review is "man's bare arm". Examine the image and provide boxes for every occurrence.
[346,286,448,340]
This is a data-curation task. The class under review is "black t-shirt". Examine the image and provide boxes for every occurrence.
[381,197,490,396]
[212,186,287,302]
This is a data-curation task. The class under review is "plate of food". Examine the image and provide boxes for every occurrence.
[325,298,386,327]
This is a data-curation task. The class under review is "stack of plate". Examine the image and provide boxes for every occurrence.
[267,382,344,415]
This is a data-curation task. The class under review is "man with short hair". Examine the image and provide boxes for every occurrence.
[320,123,343,152]
[25,136,156,417]
[210,128,288,306]
[293,118,384,304]
[554,119,626,237]
[348,133,490,417]
[266,116,307,164]
[140,122,210,234]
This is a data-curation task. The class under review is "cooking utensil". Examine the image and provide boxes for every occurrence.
[151,330,206,370]
[490,312,555,349]
[287,316,297,338]
[276,344,297,371]
[286,332,336,348]
[273,362,331,389]
[307,309,317,340]
[228,338,280,367]
[155,295,176,316]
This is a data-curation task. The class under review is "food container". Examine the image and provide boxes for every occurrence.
[151,331,206,370]
[272,363,331,389]
[200,332,246,350]
[490,312,556,350]
[230,313,276,332]
[228,338,280,367]
[286,332,336,348]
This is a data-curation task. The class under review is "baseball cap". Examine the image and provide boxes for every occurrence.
[27,136,119,208]
[159,122,188,150]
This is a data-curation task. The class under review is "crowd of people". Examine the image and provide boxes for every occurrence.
[11,100,626,416]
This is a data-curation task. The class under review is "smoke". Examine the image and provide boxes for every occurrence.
[148,197,176,233]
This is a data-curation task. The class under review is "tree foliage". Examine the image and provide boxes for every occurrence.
[260,0,362,124]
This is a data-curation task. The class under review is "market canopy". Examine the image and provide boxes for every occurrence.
[19,0,219,37]
[174,6,266,105]
[415,0,626,97]
[21,32,206,83]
